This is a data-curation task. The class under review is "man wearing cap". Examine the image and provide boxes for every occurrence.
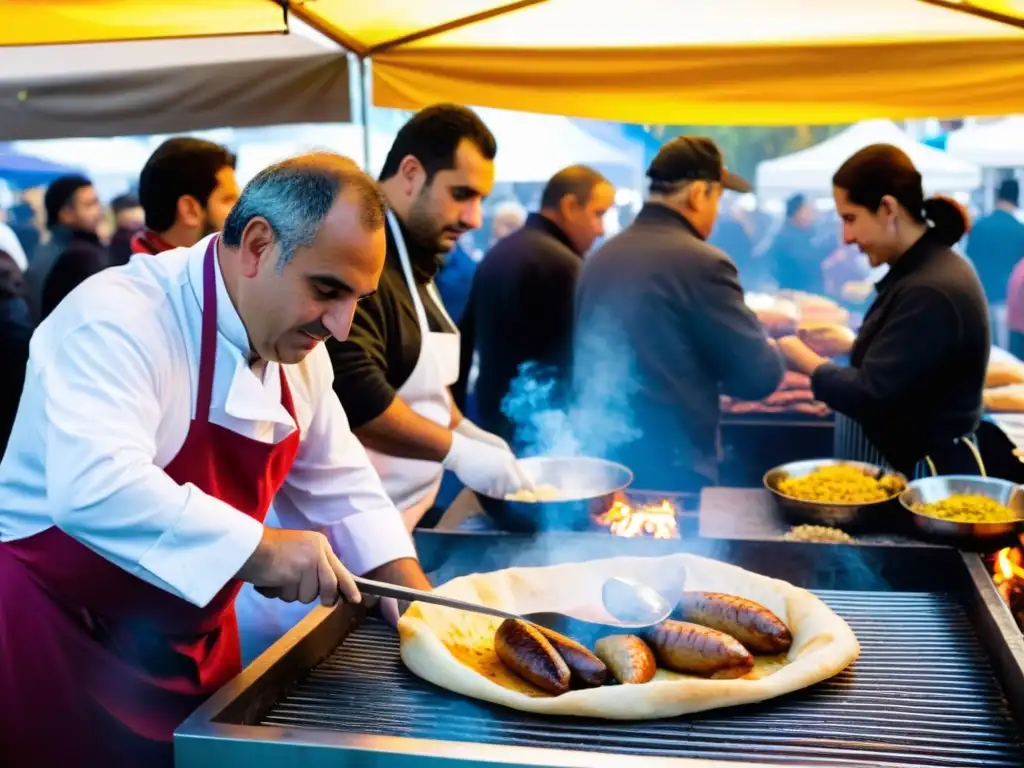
[574,136,783,492]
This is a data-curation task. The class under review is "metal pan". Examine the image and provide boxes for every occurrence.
[899,475,1024,550]
[465,456,633,533]
[763,458,908,529]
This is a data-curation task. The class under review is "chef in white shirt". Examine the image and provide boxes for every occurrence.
[0,153,429,768]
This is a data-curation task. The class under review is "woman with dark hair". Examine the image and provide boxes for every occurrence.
[777,143,990,478]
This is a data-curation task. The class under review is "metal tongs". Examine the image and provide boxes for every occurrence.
[352,573,678,641]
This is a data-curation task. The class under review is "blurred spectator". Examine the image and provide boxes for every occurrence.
[132,138,238,255]
[0,220,28,272]
[768,193,834,295]
[489,200,527,246]
[8,199,42,259]
[23,174,106,322]
[435,232,479,326]
[709,193,757,286]
[107,193,145,266]
[966,179,1024,348]
[0,249,31,457]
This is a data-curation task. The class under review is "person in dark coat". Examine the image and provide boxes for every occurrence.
[106,193,145,267]
[777,144,989,478]
[768,192,834,294]
[967,179,1024,346]
[454,165,615,449]
[0,249,31,457]
[23,174,107,322]
[574,137,783,492]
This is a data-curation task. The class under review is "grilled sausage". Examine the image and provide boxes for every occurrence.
[536,626,608,688]
[644,620,754,678]
[676,592,792,654]
[594,634,657,684]
[494,619,571,695]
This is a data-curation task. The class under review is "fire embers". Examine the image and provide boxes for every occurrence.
[594,499,679,539]
[993,547,1024,633]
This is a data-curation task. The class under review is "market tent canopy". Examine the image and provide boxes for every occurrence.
[2,0,286,45]
[946,117,1024,167]
[8,1,1024,128]
[0,30,350,141]
[0,151,82,188]
[350,0,1024,125]
[755,120,983,198]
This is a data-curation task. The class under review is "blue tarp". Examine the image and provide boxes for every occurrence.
[0,151,81,188]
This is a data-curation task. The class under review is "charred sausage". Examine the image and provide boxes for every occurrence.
[644,620,754,678]
[594,634,657,684]
[676,592,792,653]
[536,626,608,688]
[494,619,571,695]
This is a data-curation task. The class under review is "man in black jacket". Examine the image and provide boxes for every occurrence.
[24,175,107,322]
[454,165,615,449]
[574,136,783,492]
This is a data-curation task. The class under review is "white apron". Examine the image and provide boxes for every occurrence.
[365,211,461,530]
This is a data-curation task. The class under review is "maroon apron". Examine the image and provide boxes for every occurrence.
[0,236,300,766]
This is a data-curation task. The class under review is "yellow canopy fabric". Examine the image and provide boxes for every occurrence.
[312,0,1024,124]
[2,0,287,46]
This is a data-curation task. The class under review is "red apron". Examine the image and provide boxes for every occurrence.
[0,236,300,767]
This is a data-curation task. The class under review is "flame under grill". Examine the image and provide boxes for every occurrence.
[260,591,1023,767]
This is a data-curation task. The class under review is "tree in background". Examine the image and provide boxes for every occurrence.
[641,125,849,182]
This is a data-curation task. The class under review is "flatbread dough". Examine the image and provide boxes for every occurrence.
[398,554,860,719]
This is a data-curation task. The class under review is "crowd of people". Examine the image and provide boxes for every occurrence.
[0,101,1018,765]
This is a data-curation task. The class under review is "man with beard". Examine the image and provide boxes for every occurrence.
[328,104,529,528]
[131,137,240,256]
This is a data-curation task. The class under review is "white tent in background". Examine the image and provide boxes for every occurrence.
[946,116,1024,167]
[474,108,633,183]
[756,120,982,199]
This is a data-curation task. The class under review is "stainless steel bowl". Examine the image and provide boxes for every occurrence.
[899,475,1024,546]
[467,456,634,533]
[763,458,908,529]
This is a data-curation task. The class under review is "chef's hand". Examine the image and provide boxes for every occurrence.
[443,430,528,497]
[454,418,512,453]
[776,335,829,377]
[237,528,361,608]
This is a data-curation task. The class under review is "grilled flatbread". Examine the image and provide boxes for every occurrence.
[398,554,859,719]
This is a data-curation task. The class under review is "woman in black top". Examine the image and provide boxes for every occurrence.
[778,144,989,478]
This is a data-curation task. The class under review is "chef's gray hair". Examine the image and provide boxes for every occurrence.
[221,152,386,270]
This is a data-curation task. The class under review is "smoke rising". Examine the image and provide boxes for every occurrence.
[500,307,642,461]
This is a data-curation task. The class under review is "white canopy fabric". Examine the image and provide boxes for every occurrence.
[0,27,351,141]
[946,116,1024,168]
[473,108,633,183]
[756,120,982,199]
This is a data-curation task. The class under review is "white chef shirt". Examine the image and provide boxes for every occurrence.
[0,234,416,609]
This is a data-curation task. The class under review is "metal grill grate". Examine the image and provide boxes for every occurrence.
[261,591,1024,767]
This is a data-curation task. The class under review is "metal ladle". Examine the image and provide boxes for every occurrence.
[352,574,675,640]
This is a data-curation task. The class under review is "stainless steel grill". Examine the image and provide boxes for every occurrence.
[260,592,1021,767]
[176,535,1024,768]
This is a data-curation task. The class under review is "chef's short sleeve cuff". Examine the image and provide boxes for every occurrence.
[138,490,264,608]
[326,507,417,576]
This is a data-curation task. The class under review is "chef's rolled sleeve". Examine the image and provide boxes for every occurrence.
[327,298,397,429]
[688,256,784,401]
[274,379,416,575]
[42,321,263,608]
[811,286,958,423]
